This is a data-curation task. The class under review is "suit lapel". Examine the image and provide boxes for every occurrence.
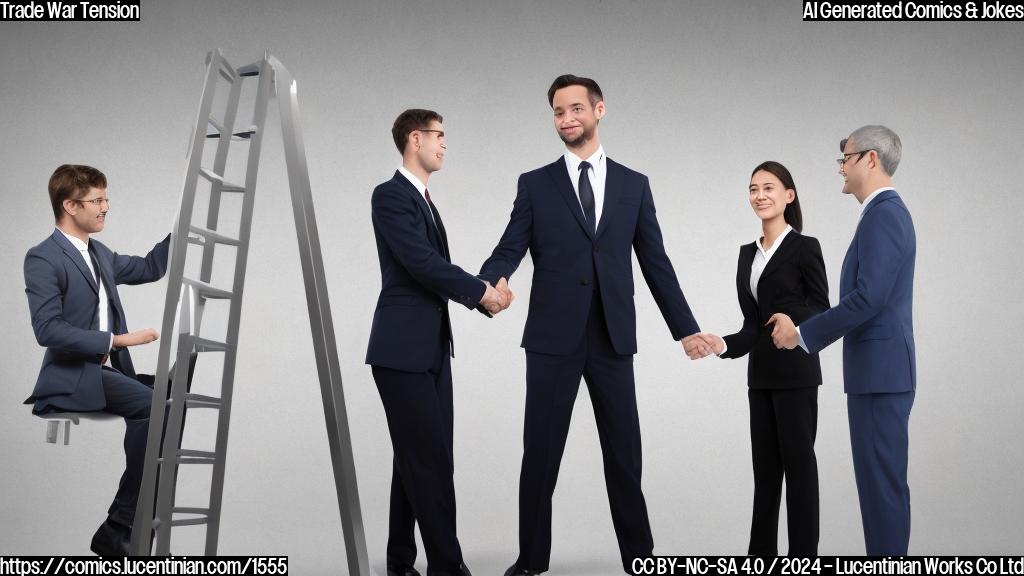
[546,158,595,241]
[595,159,622,240]
[393,171,445,253]
[757,231,800,284]
[739,243,758,300]
[50,230,98,294]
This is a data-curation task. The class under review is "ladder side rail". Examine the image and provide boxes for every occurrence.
[153,324,200,554]
[203,54,274,555]
[131,49,228,556]
[271,56,370,576]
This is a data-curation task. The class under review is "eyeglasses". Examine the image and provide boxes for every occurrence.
[417,129,445,138]
[836,150,873,167]
[75,197,110,208]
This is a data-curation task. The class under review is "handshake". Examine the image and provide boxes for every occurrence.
[480,277,515,316]
[679,313,801,360]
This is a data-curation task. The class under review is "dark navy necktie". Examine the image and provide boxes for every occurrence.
[578,160,595,233]
[425,190,450,262]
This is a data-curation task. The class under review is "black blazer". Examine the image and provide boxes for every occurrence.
[720,231,829,389]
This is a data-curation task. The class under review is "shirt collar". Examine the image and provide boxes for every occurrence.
[56,227,89,251]
[398,166,428,197]
[564,145,605,175]
[860,187,894,217]
[756,224,793,256]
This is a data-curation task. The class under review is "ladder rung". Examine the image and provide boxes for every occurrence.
[236,62,260,77]
[185,392,223,409]
[177,449,217,464]
[170,507,210,527]
[206,120,257,140]
[193,336,231,353]
[207,117,225,137]
[188,225,240,246]
[182,277,234,300]
[199,167,245,192]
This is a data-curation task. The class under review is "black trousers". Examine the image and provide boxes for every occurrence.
[518,296,651,572]
[372,342,463,575]
[747,386,819,556]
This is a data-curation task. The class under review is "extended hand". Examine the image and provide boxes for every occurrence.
[695,332,725,356]
[113,328,160,348]
[766,313,798,350]
[681,333,714,360]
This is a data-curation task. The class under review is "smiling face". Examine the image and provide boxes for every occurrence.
[412,120,446,174]
[61,186,108,238]
[749,170,793,223]
[551,84,603,149]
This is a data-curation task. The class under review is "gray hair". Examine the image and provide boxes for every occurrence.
[840,125,902,176]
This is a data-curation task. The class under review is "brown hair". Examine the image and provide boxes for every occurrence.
[391,109,443,153]
[48,164,107,221]
[547,74,604,107]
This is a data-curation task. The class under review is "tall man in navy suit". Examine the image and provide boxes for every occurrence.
[769,125,916,555]
[24,164,169,555]
[479,76,708,576]
[366,109,511,576]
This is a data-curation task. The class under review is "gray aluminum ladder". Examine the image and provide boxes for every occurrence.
[129,50,369,576]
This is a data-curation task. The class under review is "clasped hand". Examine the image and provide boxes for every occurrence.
[681,332,724,360]
[480,277,515,315]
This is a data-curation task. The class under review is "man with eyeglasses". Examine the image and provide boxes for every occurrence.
[767,125,917,555]
[23,164,169,555]
[367,109,510,576]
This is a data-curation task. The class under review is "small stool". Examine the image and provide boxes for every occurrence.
[39,412,121,445]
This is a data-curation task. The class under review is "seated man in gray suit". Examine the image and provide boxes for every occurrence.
[24,164,169,555]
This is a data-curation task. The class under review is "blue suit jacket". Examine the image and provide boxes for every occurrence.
[799,190,916,394]
[365,171,487,373]
[479,156,699,356]
[24,230,170,412]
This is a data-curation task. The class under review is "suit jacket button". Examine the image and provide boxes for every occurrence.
[437,306,442,312]
[593,246,599,254]
[580,279,590,286]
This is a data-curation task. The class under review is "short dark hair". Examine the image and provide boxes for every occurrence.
[49,164,107,221]
[751,161,803,233]
[391,109,443,153]
[547,74,603,107]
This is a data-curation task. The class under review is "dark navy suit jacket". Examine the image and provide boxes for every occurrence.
[24,230,170,412]
[365,171,486,373]
[800,190,916,394]
[479,156,699,356]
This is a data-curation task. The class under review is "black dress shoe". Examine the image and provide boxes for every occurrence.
[504,564,543,576]
[386,565,421,576]
[90,520,131,556]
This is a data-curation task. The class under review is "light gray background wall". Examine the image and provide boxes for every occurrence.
[1,1,1021,573]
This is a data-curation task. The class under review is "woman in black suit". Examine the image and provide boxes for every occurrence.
[701,161,830,556]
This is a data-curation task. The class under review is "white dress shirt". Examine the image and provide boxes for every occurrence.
[563,145,607,227]
[749,225,793,304]
[57,228,113,353]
